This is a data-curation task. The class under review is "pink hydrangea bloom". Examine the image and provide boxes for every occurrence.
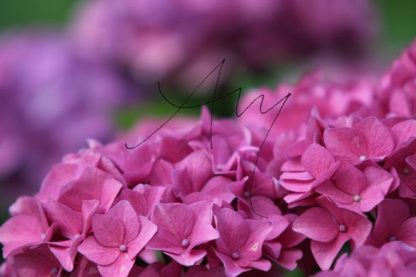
[293,199,371,270]
[4,37,416,276]
[316,242,416,277]
[78,200,157,277]
[147,201,219,266]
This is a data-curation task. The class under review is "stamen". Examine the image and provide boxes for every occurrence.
[119,244,127,252]
[231,251,240,260]
[181,238,189,248]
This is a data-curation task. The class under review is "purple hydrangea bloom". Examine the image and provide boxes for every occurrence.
[0,33,134,206]
[71,0,377,87]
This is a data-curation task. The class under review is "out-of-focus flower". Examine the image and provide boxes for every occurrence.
[316,242,416,277]
[71,0,377,88]
[0,33,133,206]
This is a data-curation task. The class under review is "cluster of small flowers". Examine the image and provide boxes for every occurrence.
[1,42,416,277]
[72,0,376,87]
[0,33,133,206]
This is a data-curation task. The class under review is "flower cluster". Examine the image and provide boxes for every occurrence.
[71,0,376,87]
[0,33,133,206]
[1,41,416,277]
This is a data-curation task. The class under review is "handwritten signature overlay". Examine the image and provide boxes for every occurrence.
[125,59,291,216]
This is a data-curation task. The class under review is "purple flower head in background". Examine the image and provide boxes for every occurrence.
[71,0,377,88]
[0,33,134,206]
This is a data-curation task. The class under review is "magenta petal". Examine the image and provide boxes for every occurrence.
[93,201,139,247]
[324,127,366,161]
[392,119,416,146]
[49,240,79,272]
[355,117,394,159]
[127,215,157,260]
[293,207,338,242]
[189,201,219,247]
[371,199,410,245]
[78,236,120,266]
[276,249,303,270]
[0,214,45,257]
[166,248,207,266]
[97,253,134,277]
[45,200,82,238]
[302,143,335,179]
[396,217,416,247]
[215,250,250,277]
[311,233,349,270]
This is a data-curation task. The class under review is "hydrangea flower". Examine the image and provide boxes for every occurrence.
[4,37,416,276]
[0,33,133,207]
[71,0,377,88]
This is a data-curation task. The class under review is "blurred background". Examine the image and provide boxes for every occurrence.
[0,0,416,272]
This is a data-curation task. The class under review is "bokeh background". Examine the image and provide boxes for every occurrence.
[1,0,416,273]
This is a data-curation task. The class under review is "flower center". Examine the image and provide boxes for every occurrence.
[181,238,189,248]
[359,155,367,161]
[353,195,361,202]
[50,267,58,275]
[231,251,240,260]
[389,235,396,242]
[339,224,347,232]
[119,244,127,252]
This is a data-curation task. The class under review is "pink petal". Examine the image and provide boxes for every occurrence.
[311,233,349,270]
[292,207,338,243]
[118,185,165,217]
[371,199,410,246]
[93,201,139,247]
[392,119,416,146]
[165,248,207,266]
[97,253,134,277]
[355,117,394,159]
[189,201,219,247]
[396,217,416,247]
[324,127,366,161]
[147,203,196,254]
[127,215,157,260]
[78,236,120,266]
[0,214,45,257]
[45,200,82,238]
[302,143,335,179]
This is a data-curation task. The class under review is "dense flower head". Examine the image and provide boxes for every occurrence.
[3,38,416,276]
[0,33,134,206]
[71,0,377,88]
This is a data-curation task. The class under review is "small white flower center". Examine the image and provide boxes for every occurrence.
[359,155,367,161]
[119,244,127,252]
[353,195,361,202]
[181,239,189,248]
[339,224,347,232]
[231,251,240,260]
